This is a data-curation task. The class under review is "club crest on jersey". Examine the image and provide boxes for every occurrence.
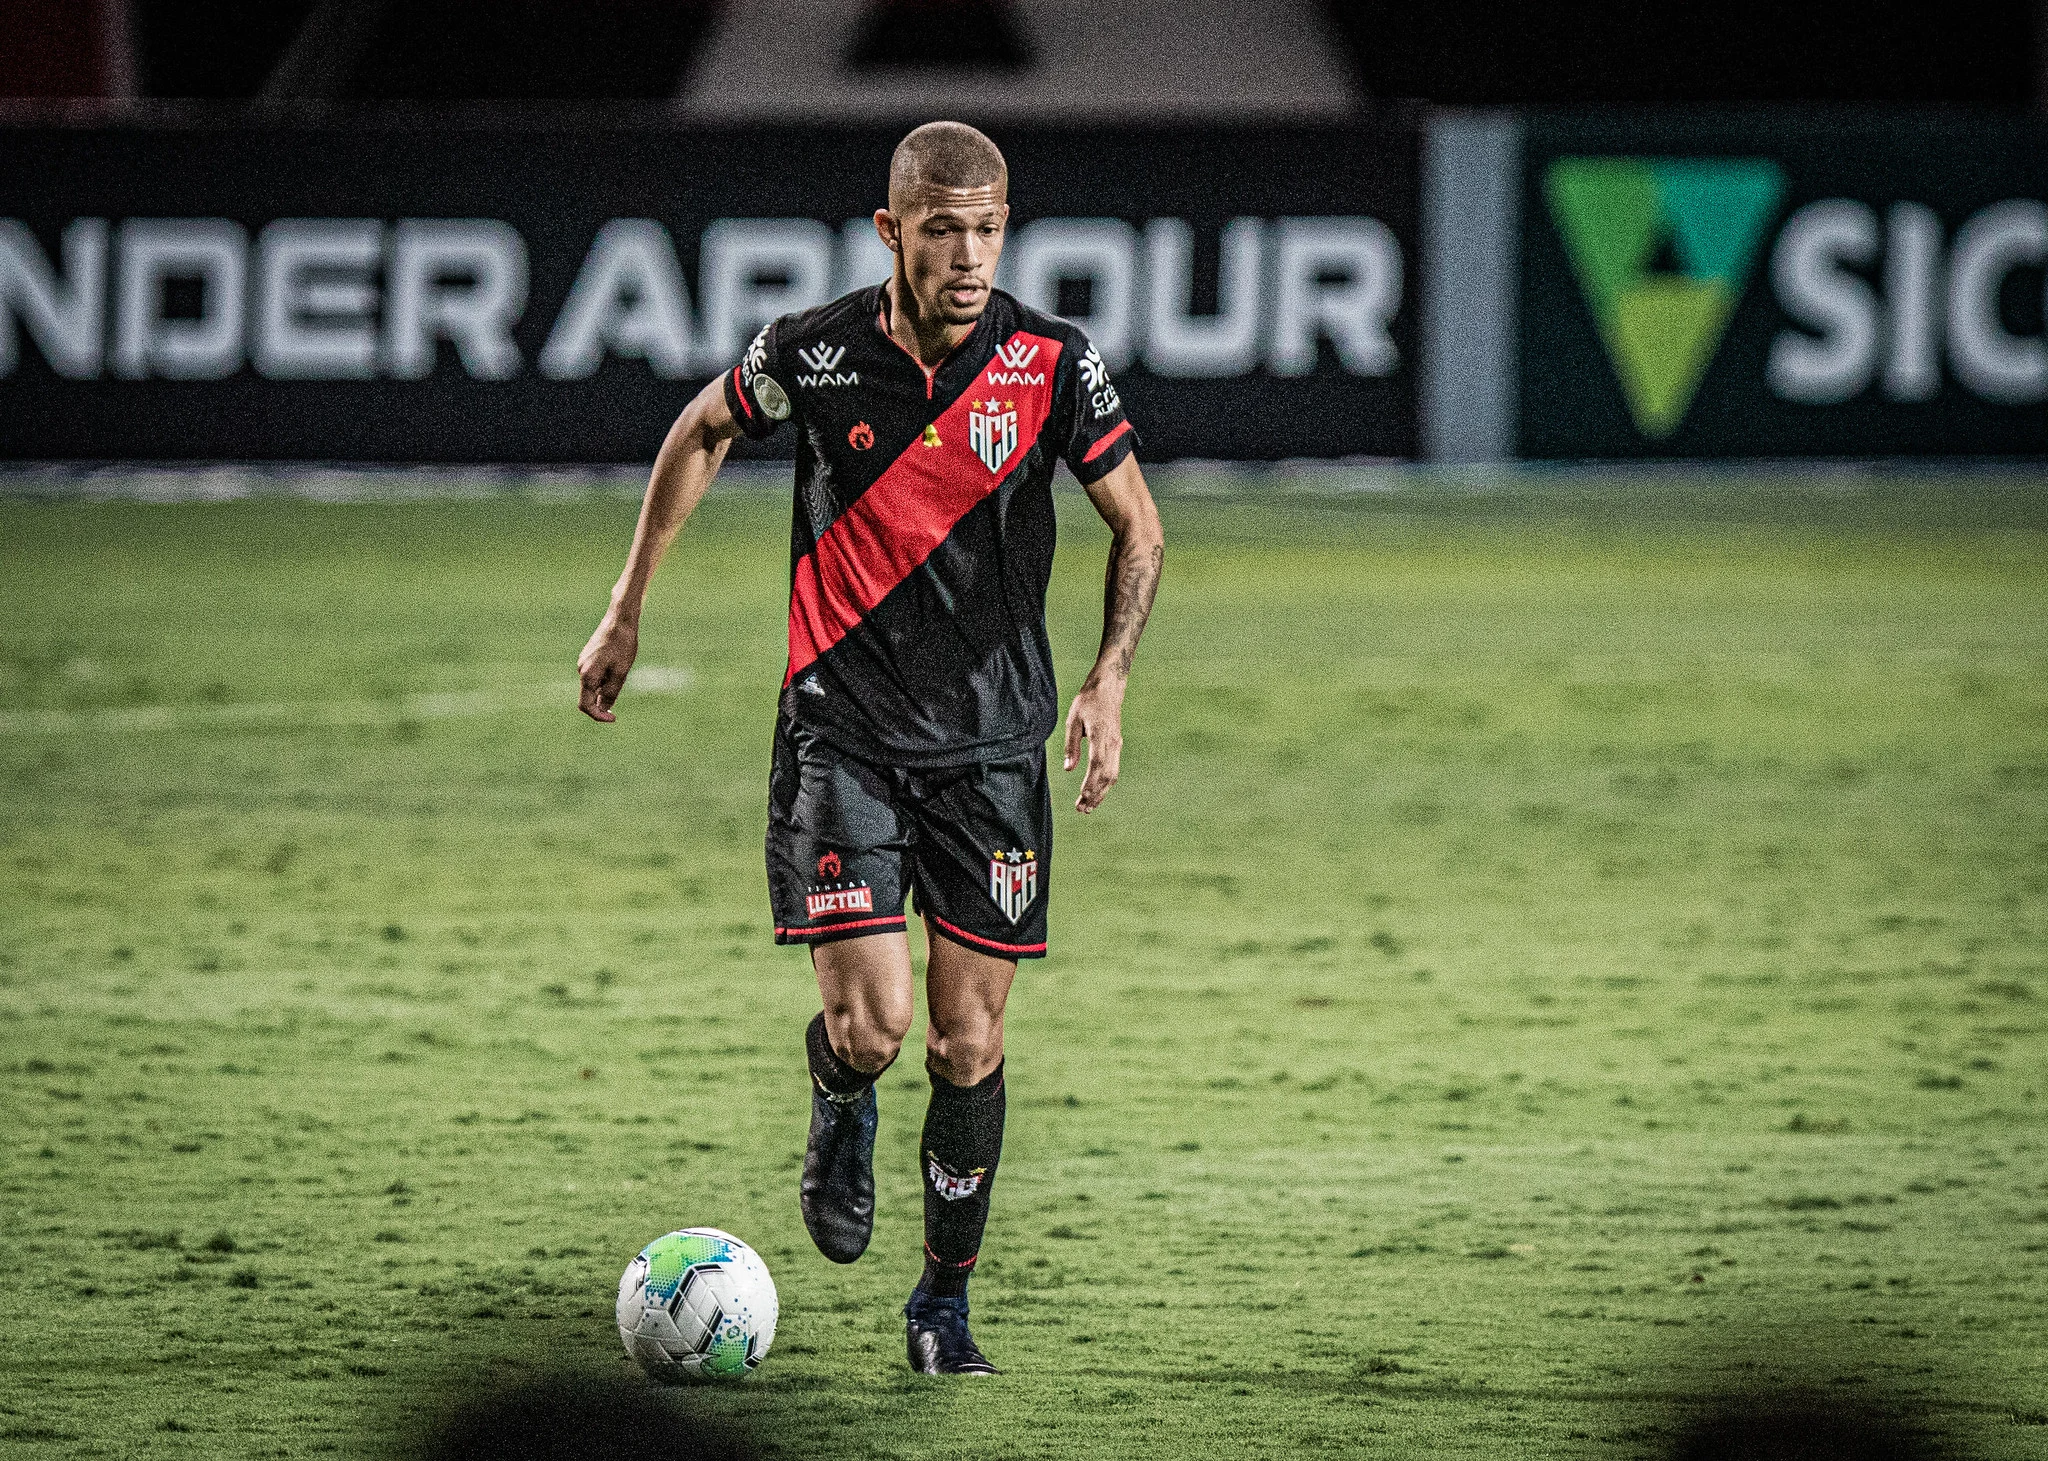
[986,336,1046,387]
[927,1152,986,1203]
[797,342,858,388]
[987,848,1038,923]
[968,399,1018,475]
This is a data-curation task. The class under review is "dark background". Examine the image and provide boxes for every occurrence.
[2,0,2039,106]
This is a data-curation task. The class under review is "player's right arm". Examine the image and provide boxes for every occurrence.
[576,374,743,723]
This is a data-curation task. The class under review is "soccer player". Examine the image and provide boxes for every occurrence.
[577,121,1163,1376]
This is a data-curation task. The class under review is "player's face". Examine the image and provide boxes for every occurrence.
[883,187,1009,326]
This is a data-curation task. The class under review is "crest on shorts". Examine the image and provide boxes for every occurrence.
[987,848,1037,924]
[968,398,1018,475]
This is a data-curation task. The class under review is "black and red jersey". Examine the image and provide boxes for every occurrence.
[723,285,1138,768]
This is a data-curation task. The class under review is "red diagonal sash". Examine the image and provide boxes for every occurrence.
[785,330,1063,685]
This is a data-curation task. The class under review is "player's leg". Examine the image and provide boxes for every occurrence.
[902,929,1013,1374]
[766,720,912,1263]
[918,932,1013,1294]
[898,751,1050,1375]
[798,931,913,1261]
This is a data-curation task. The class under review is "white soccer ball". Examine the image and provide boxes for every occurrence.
[616,1228,778,1382]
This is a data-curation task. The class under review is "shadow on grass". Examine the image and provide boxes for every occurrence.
[387,1360,977,1461]
[399,1370,758,1461]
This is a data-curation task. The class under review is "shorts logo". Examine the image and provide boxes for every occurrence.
[969,398,1018,475]
[805,886,873,918]
[806,849,869,918]
[988,848,1038,924]
[927,1152,986,1202]
[848,420,874,449]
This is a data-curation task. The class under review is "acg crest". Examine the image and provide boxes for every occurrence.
[968,398,1018,475]
[987,848,1038,924]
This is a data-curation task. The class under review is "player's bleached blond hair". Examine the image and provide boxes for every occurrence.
[888,121,1007,204]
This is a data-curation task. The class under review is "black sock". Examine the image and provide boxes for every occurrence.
[918,1059,1005,1299]
[805,1012,881,1098]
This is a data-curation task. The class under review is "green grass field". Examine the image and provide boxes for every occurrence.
[3,475,2046,1460]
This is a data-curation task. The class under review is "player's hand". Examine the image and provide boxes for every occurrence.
[577,611,639,723]
[1062,677,1124,814]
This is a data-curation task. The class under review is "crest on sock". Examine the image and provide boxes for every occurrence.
[926,1151,987,1202]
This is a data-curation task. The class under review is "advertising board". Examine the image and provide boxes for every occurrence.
[0,120,1421,461]
[1521,112,2048,458]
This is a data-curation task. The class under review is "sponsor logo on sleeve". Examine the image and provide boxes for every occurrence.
[740,325,770,386]
[1078,345,1122,418]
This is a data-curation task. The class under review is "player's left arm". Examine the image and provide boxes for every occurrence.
[1063,454,1164,814]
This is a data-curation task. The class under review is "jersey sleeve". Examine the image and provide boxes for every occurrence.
[1059,334,1139,484]
[721,318,795,441]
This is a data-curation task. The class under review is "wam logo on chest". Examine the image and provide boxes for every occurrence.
[985,338,1044,387]
[797,342,859,388]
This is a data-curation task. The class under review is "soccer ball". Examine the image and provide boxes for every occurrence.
[615,1228,778,1382]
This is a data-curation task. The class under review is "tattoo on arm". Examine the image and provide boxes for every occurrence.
[1098,537,1163,679]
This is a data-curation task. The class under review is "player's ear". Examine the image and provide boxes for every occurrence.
[874,209,900,255]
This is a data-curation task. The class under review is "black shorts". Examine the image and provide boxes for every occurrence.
[766,719,1051,959]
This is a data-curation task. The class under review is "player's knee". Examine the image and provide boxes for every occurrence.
[841,1031,902,1074]
[828,1001,911,1074]
[926,1020,1003,1087]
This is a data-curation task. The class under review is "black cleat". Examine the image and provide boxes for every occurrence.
[799,1081,876,1263]
[905,1292,1001,1376]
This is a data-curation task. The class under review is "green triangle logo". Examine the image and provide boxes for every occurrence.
[1545,157,1785,438]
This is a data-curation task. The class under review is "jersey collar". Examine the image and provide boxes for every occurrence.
[873,283,991,397]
